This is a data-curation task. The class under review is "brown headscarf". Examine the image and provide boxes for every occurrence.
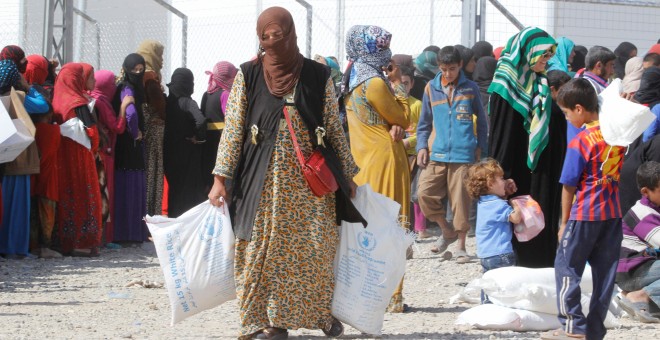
[137,40,164,79]
[256,7,303,97]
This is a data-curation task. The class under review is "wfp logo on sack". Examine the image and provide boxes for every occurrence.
[199,214,223,241]
[357,231,377,251]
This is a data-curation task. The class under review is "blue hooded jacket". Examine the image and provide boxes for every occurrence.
[416,70,488,163]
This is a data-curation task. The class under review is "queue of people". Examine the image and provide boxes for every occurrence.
[0,43,238,259]
[1,6,660,340]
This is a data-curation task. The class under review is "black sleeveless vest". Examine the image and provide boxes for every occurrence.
[230,58,366,240]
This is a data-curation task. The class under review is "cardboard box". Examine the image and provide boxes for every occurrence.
[0,88,36,164]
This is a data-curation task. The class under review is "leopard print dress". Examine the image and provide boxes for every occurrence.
[213,71,358,338]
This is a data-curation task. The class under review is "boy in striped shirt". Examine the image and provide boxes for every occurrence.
[543,78,625,340]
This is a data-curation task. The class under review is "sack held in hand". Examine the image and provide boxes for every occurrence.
[283,105,338,196]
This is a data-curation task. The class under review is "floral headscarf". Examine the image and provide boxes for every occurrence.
[0,59,20,93]
[344,25,392,93]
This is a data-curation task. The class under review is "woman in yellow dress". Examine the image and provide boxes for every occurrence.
[343,25,411,313]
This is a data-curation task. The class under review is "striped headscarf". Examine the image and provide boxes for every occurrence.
[488,27,556,171]
[205,61,237,94]
[0,59,20,93]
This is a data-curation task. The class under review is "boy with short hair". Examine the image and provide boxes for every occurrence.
[416,45,488,263]
[616,161,660,323]
[542,78,625,340]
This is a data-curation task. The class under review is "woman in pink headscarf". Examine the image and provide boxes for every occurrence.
[89,70,133,244]
[200,61,237,191]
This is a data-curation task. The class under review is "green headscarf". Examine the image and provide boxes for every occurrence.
[488,27,556,171]
[547,37,574,73]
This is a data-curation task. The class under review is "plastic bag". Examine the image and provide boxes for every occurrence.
[146,201,236,325]
[456,304,618,331]
[454,266,621,328]
[331,184,415,335]
[456,304,522,330]
[510,195,545,242]
[599,79,655,146]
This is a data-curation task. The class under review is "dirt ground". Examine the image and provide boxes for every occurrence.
[0,227,657,340]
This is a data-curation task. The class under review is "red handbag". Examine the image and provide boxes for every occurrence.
[282,106,338,197]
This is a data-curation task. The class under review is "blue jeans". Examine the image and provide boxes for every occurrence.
[480,252,517,273]
[480,252,516,303]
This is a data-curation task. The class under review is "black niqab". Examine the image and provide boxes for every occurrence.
[472,56,497,94]
[167,68,195,98]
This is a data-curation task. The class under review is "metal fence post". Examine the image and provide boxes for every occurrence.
[152,0,188,67]
[295,0,313,58]
[336,0,345,61]
[461,0,478,47]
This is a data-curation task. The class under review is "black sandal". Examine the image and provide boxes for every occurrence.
[322,317,344,338]
[254,327,288,339]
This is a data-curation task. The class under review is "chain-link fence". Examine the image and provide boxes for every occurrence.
[2,0,660,102]
[483,0,660,53]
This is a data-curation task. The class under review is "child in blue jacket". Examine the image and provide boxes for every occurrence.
[416,46,488,263]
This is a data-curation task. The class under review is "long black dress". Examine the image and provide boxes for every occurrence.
[488,93,567,268]
[200,90,224,192]
[163,95,208,218]
[619,135,660,214]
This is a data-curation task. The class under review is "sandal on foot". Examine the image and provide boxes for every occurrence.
[619,296,660,323]
[416,230,432,240]
[255,327,288,339]
[454,250,471,264]
[540,329,585,340]
[322,317,344,338]
[430,235,458,254]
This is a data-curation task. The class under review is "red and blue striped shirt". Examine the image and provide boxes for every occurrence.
[560,121,625,221]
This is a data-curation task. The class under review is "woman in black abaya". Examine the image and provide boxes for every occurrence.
[488,28,563,268]
[163,68,208,218]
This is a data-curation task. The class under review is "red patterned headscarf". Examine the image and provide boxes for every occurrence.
[205,61,237,94]
[23,55,49,85]
[52,63,88,122]
[0,45,27,73]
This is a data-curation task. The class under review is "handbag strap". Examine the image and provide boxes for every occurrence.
[282,106,307,168]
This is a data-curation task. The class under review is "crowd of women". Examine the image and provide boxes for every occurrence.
[0,41,238,258]
[1,5,660,339]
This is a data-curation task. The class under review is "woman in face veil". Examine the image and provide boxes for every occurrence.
[208,6,360,339]
[112,53,149,243]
